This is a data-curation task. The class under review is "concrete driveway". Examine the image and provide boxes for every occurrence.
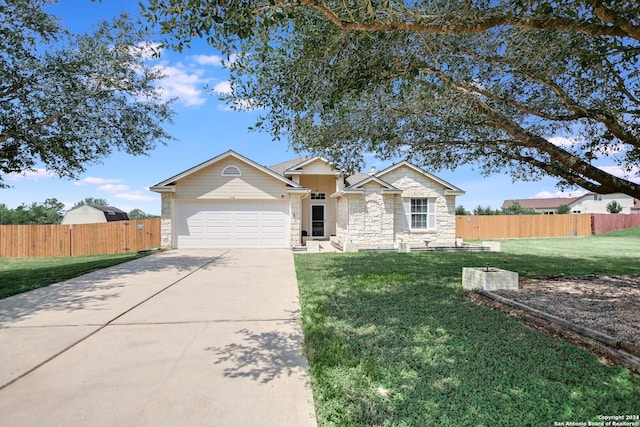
[0,250,317,426]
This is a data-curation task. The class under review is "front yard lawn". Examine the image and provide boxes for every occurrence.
[295,235,640,426]
[0,253,142,300]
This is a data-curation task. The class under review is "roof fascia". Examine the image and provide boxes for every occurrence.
[377,161,465,194]
[149,185,176,193]
[347,175,398,190]
[284,156,332,173]
[152,150,303,189]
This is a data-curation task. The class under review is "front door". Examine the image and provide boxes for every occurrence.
[311,205,325,237]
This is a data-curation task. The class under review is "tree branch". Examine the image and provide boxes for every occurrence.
[591,0,640,40]
[292,0,638,40]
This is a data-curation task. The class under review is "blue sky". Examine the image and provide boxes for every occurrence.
[3,0,629,214]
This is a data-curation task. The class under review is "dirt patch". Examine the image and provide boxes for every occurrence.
[490,275,640,347]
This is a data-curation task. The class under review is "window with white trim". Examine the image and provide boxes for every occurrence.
[310,192,326,200]
[221,165,242,176]
[403,198,436,230]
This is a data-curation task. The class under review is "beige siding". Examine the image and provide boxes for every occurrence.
[299,175,337,238]
[299,159,335,175]
[175,159,289,200]
[572,193,636,214]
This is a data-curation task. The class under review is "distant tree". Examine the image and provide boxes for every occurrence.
[0,1,174,188]
[556,204,571,214]
[0,198,65,224]
[606,200,623,214]
[0,203,14,224]
[473,205,500,216]
[455,205,471,215]
[74,197,110,207]
[502,201,540,215]
[128,208,159,219]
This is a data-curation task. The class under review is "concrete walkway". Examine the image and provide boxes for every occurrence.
[0,250,317,426]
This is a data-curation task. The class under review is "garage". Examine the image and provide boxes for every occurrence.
[174,200,290,249]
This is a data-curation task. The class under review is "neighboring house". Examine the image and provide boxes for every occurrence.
[150,150,465,250]
[502,193,640,214]
[61,205,129,224]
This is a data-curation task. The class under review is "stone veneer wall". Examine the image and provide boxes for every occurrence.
[382,166,457,247]
[334,197,348,248]
[160,193,173,248]
[334,185,396,249]
[289,195,303,247]
[347,184,396,247]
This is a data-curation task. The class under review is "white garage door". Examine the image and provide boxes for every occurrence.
[175,200,290,249]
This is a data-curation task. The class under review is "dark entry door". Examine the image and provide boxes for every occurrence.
[311,205,325,237]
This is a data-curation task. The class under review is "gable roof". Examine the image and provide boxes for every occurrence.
[268,156,310,175]
[150,150,304,192]
[343,174,402,193]
[502,197,578,210]
[66,205,129,221]
[273,156,337,176]
[91,205,129,221]
[344,172,369,187]
[376,161,465,195]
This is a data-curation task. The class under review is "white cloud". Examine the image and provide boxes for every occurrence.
[192,54,224,66]
[131,42,163,60]
[114,191,156,201]
[213,80,232,95]
[153,63,209,107]
[98,184,130,193]
[193,53,238,66]
[217,98,263,112]
[598,165,640,182]
[533,190,587,199]
[61,201,75,212]
[549,136,582,147]
[74,176,122,186]
[6,169,56,182]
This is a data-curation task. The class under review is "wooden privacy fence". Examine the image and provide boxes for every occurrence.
[591,213,640,234]
[456,214,593,240]
[0,219,160,258]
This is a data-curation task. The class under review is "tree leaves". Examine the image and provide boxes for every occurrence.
[145,0,640,197]
[0,2,174,187]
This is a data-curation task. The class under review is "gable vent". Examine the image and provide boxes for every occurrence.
[222,165,242,176]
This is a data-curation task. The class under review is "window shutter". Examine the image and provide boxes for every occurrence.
[428,199,436,229]
[402,198,411,231]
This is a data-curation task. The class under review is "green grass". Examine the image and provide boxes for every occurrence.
[0,253,143,300]
[294,232,640,426]
[497,226,640,258]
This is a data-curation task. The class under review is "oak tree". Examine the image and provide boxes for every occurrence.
[0,0,174,187]
[144,0,640,197]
